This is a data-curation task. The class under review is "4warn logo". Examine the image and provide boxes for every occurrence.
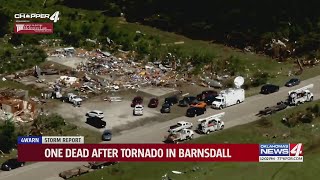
[290,143,303,156]
[14,11,60,23]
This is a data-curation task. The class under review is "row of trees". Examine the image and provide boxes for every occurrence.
[61,0,320,57]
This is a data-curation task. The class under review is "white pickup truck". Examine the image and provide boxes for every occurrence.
[165,129,194,143]
[168,121,193,133]
[61,93,83,106]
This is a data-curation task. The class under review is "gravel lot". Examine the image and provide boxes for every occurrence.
[51,96,160,133]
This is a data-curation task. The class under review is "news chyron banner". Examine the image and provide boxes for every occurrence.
[17,136,303,162]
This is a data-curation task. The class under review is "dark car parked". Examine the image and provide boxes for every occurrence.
[197,90,218,101]
[148,98,159,108]
[260,84,280,94]
[89,161,118,169]
[86,117,106,129]
[101,129,112,141]
[178,96,198,107]
[204,95,218,105]
[164,96,179,106]
[1,159,25,171]
[285,78,300,87]
[160,103,171,113]
[131,96,143,107]
[186,107,206,117]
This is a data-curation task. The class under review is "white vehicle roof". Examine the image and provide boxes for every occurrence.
[288,84,313,95]
[177,121,189,124]
[90,110,103,114]
[135,105,143,108]
[198,112,225,122]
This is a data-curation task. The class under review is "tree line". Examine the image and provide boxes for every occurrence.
[62,0,320,57]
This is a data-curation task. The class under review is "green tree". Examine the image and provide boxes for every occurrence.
[9,34,22,46]
[0,11,9,37]
[81,22,92,37]
[33,113,66,132]
[0,121,17,153]
[251,72,270,87]
[226,55,243,76]
[62,33,81,47]
[99,24,111,36]
[135,39,150,54]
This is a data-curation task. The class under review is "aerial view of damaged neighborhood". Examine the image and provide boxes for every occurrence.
[1,0,320,180]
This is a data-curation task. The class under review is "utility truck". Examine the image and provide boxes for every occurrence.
[165,129,194,143]
[288,84,314,106]
[168,121,193,133]
[197,112,225,134]
[212,76,245,109]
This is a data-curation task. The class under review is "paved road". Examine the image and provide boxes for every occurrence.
[1,75,320,180]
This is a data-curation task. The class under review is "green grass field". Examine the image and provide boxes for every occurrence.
[72,100,320,180]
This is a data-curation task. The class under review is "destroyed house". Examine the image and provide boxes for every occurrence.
[0,89,29,100]
[0,97,36,115]
[0,89,35,117]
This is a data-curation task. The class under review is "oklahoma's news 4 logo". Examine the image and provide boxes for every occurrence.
[259,143,303,156]
[289,143,303,156]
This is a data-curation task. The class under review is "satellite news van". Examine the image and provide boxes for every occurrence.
[212,76,245,109]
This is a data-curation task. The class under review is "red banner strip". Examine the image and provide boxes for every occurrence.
[18,144,259,162]
[14,23,53,34]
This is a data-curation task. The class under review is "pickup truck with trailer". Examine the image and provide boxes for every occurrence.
[197,112,225,134]
[165,129,194,143]
[168,121,193,133]
[59,165,91,179]
[258,101,287,116]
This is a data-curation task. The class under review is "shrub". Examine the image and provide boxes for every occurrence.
[300,113,314,123]
[33,113,66,131]
[283,110,316,128]
[312,104,320,116]
[251,72,270,87]
[258,117,273,128]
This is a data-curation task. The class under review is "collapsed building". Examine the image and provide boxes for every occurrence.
[0,89,36,122]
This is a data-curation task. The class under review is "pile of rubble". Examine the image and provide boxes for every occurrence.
[7,47,226,100]
[0,89,36,123]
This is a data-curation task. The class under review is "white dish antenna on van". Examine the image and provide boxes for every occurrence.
[234,76,244,88]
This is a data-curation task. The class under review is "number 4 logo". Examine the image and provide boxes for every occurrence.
[290,143,303,156]
[50,11,60,23]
